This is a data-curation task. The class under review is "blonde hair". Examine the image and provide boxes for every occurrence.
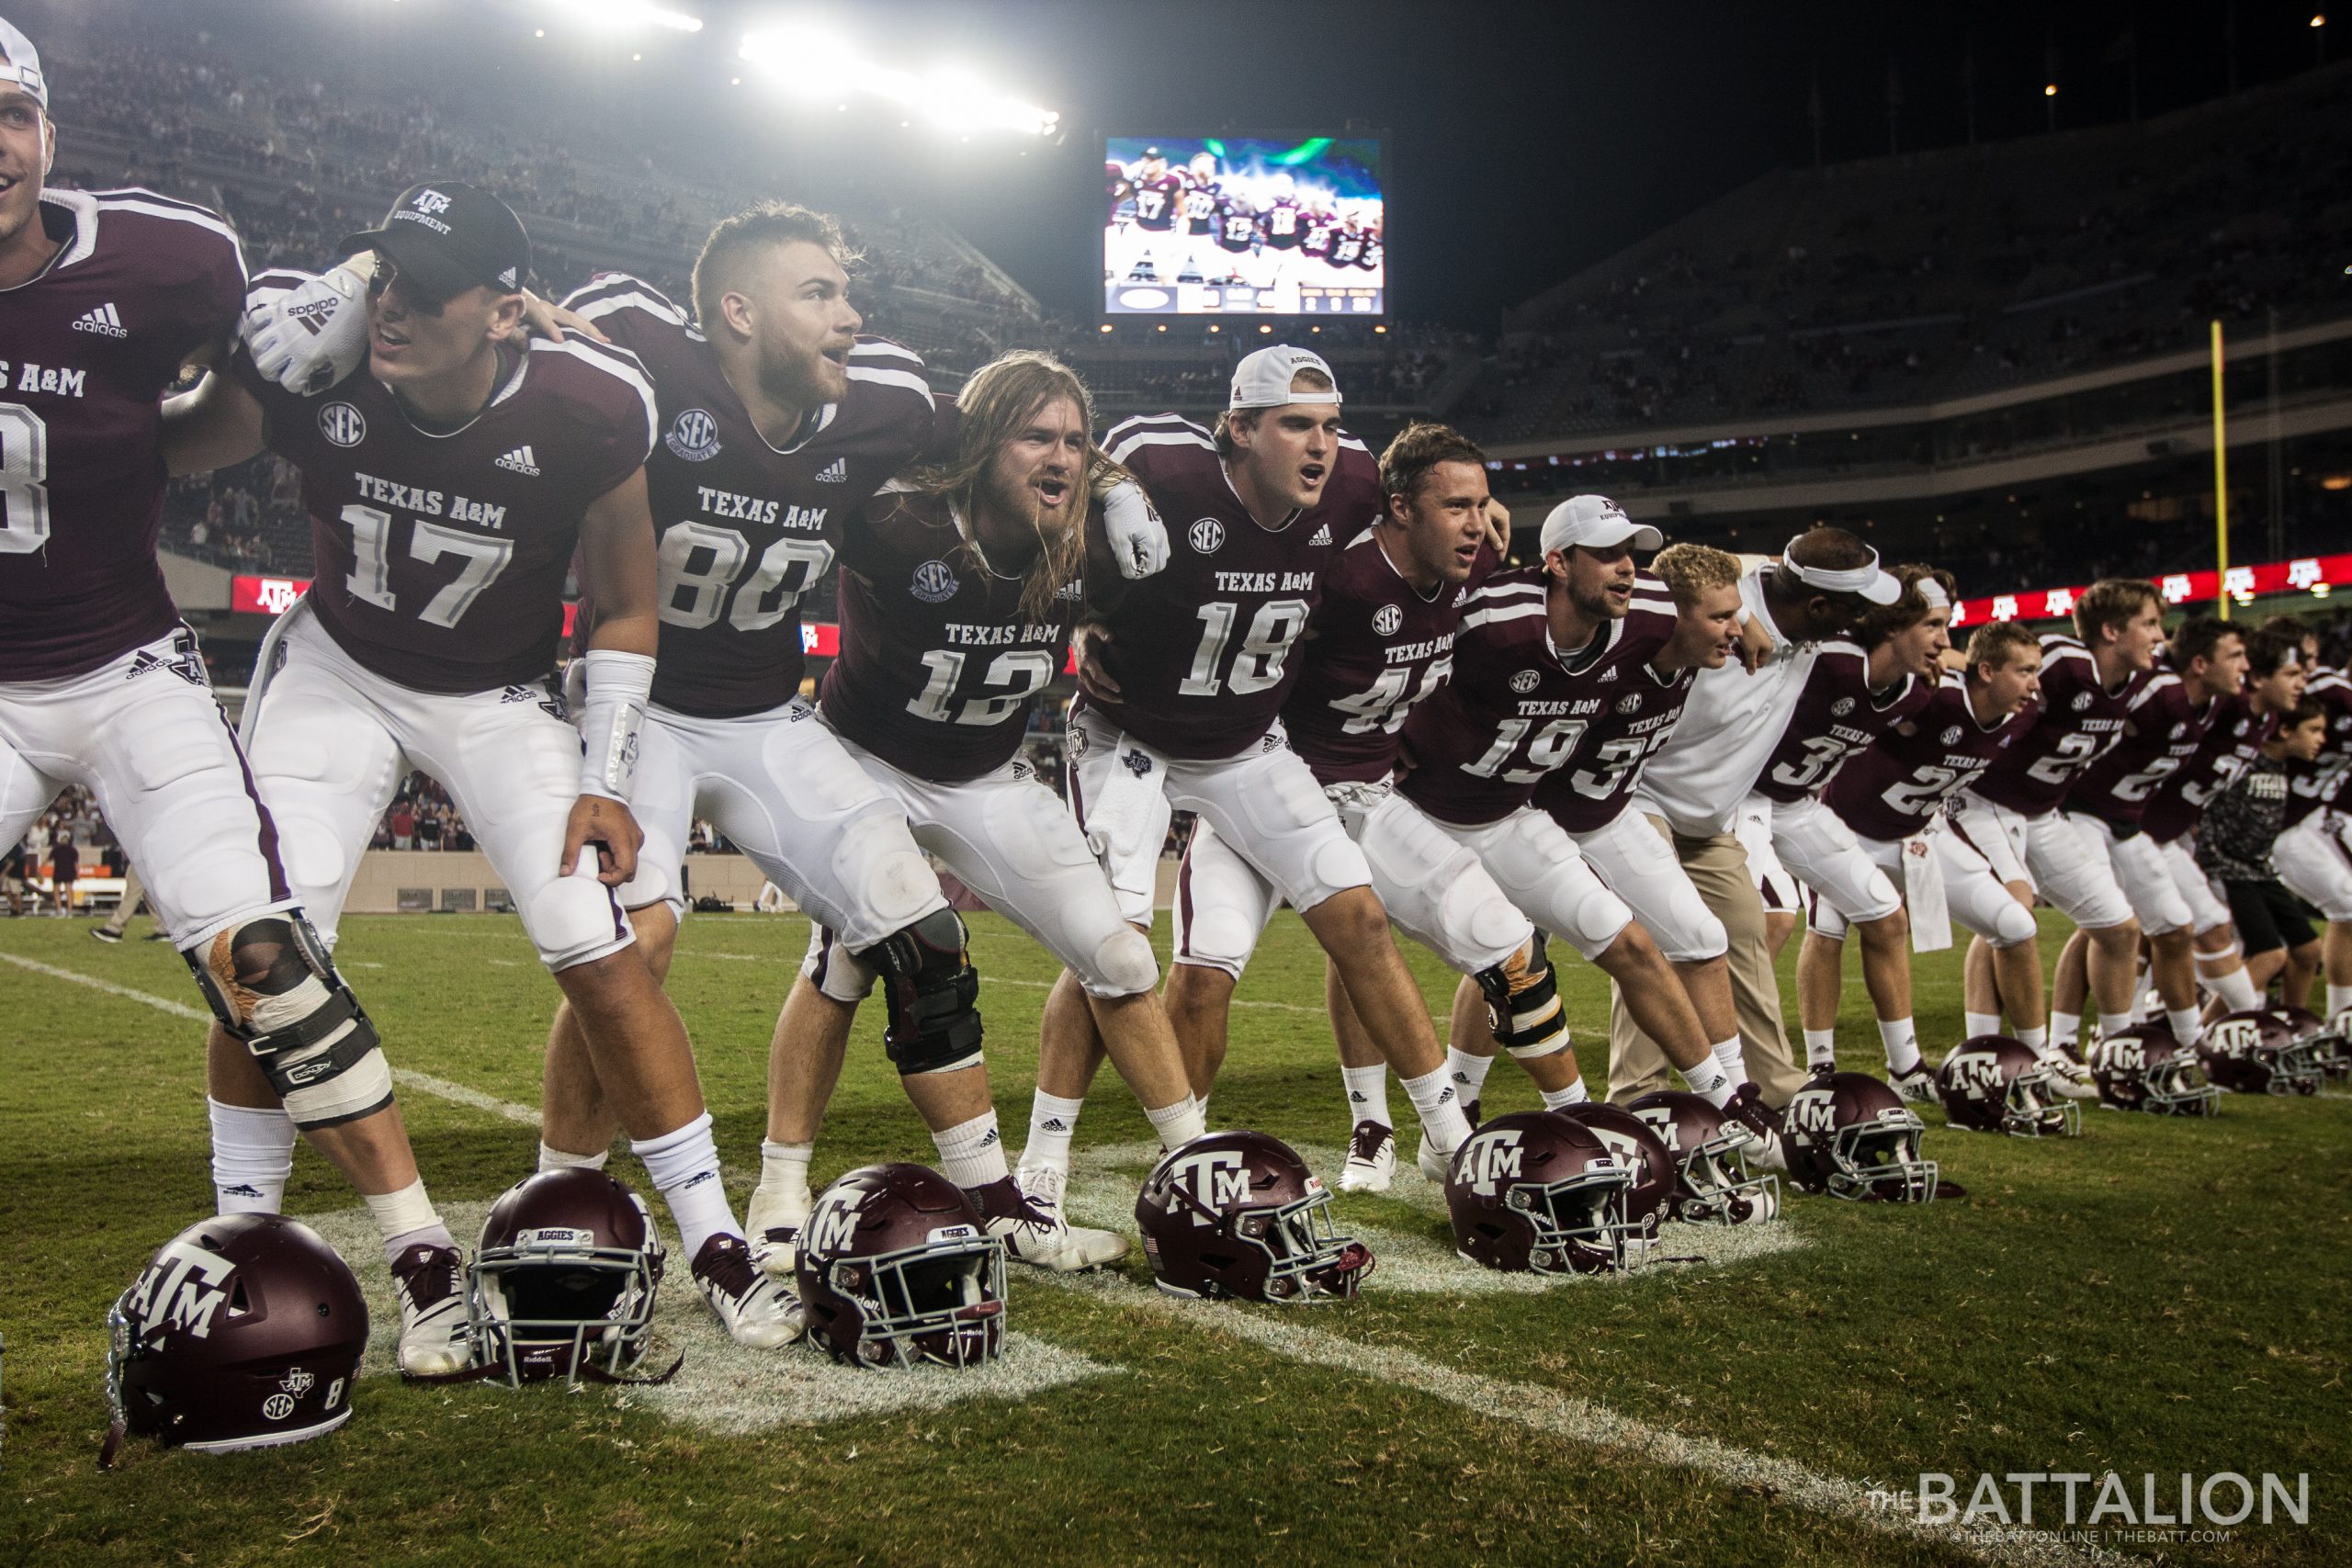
[917,351,1109,624]
[1651,542,1741,606]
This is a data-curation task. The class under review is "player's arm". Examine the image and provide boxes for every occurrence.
[563,467,662,885]
[160,367,267,476]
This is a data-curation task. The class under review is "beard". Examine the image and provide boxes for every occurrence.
[755,337,835,412]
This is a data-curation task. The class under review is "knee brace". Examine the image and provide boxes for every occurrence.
[186,914,392,1129]
[1474,939,1571,1060]
[860,908,985,1076]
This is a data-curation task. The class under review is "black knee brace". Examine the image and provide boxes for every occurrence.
[186,915,389,1124]
[862,908,985,1076]
[1473,938,1569,1059]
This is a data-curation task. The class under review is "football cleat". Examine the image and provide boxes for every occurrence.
[89,924,124,944]
[2044,1047,2100,1100]
[1337,1120,1396,1193]
[1887,1063,1941,1106]
[1415,1132,1455,1183]
[390,1242,471,1377]
[746,1184,813,1279]
[692,1232,804,1348]
[1720,1083,1790,1172]
[976,1174,1127,1272]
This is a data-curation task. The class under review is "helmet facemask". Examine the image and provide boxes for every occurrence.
[1673,1130,1782,1224]
[1999,1060,2080,1138]
[823,1235,1006,1367]
[1227,1187,1371,1301]
[1825,1107,1939,1201]
[468,1236,664,1389]
[1503,1162,1644,1275]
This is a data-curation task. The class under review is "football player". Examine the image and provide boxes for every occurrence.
[2268,637,2352,1017]
[752,350,1200,1270]
[1112,147,1182,285]
[1148,423,1543,1191]
[2199,697,2331,1001]
[164,183,802,1349]
[1605,529,1903,1106]
[0,20,474,1376]
[1748,567,1950,1087]
[2054,615,2256,1042]
[1944,580,2164,1069]
[1386,506,1781,1152]
[1019,347,1476,1200]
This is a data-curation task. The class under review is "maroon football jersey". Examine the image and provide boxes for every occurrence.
[1530,662,1695,832]
[1328,228,1367,268]
[1,189,245,679]
[1357,238,1385,273]
[1750,643,1935,807]
[1970,636,2143,817]
[822,491,1081,782]
[233,333,654,694]
[1084,414,1381,760]
[1261,199,1305,249]
[1130,174,1183,232]
[1216,204,1260,254]
[2141,691,2264,843]
[2069,667,2224,830]
[1280,527,1498,785]
[1181,178,1220,236]
[2285,668,2352,829]
[1104,163,1130,223]
[564,276,937,717]
[1302,218,1339,259]
[1399,568,1679,828]
[1826,671,2036,842]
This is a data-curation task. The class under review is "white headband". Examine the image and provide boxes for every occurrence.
[1916,579,1950,609]
[1781,552,1883,592]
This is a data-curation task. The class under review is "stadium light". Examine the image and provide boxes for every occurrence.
[738,27,1057,135]
[2042,83,2057,96]
[541,1,703,32]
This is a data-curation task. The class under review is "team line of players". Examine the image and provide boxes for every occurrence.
[1104,146,1382,290]
[6,17,2344,1379]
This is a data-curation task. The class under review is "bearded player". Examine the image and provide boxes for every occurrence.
[1016,348,1476,1201]
[167,183,802,1348]
[749,352,1204,1271]
[0,19,475,1374]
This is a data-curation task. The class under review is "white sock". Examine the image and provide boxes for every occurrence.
[209,1098,297,1215]
[1022,1091,1085,1175]
[2097,1011,2132,1041]
[537,1141,609,1173]
[1539,1079,1590,1111]
[2050,1010,2081,1048]
[364,1179,452,1266]
[1802,1028,1838,1071]
[1711,1036,1746,1082]
[1963,1010,2001,1039]
[1146,1096,1206,1151]
[933,1111,1010,1190]
[632,1111,737,1260]
[1680,1052,1731,1106]
[1400,1066,1471,1153]
[1341,1064,1393,1129]
[1877,1018,1921,1075]
[1442,1046,1494,1100]
[2329,984,2352,1016]
[2208,964,2260,1013]
[2018,1025,2048,1054]
[2165,1006,2204,1047]
[756,1139,815,1211]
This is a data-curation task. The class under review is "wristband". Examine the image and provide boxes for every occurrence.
[576,649,655,801]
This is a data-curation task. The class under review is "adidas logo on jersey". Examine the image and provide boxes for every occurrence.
[1307,523,1331,546]
[72,301,129,337]
[814,457,849,484]
[493,445,541,476]
[1599,665,1620,682]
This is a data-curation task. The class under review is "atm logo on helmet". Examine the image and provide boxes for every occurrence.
[126,1237,238,1340]
[803,1190,865,1258]
[1458,1127,1524,1196]
[1164,1149,1251,1223]
[1945,1051,2006,1097]
[2207,1018,2262,1056]
[1785,1087,1838,1137]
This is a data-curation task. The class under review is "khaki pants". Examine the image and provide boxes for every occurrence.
[1607,818,1804,1107]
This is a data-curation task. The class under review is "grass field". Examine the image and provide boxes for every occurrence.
[2,906,2346,1566]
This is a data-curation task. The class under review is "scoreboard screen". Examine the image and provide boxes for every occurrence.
[1102,134,1385,318]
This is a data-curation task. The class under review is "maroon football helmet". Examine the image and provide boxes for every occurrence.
[1136,1132,1371,1302]
[105,1213,367,1462]
[1935,1036,2078,1137]
[2202,1010,2322,1096]
[1781,1072,1939,1201]
[799,1164,1005,1368]
[1445,1111,1644,1275]
[468,1169,668,1387]
[1550,1102,1675,1239]
[2272,1005,2351,1081]
[1627,1089,1781,1224]
[2085,1024,2219,1115]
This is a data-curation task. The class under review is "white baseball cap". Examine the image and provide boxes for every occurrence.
[1539,494,1661,557]
[1228,345,1342,411]
[0,17,47,111]
[1781,536,1902,604]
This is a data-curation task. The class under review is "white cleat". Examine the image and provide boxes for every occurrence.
[2045,1052,2101,1101]
[987,1170,1127,1272]
[1338,1120,1396,1193]
[390,1243,471,1377]
[1722,1083,1790,1173]
[747,1186,812,1279]
[693,1233,804,1348]
[1888,1064,1941,1106]
[1415,1133,1455,1184]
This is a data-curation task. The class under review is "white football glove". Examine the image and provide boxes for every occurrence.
[1099,477,1169,581]
[241,266,369,395]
